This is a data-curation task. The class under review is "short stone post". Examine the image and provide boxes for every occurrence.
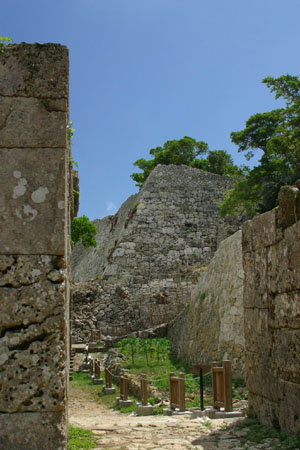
[136,373,154,416]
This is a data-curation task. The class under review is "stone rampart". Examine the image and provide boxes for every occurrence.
[0,43,70,449]
[242,209,300,434]
[72,164,243,341]
[169,230,245,377]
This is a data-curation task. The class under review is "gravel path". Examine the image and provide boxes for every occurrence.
[68,383,265,450]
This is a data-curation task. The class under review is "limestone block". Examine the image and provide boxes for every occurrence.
[245,351,279,402]
[243,308,271,353]
[243,248,268,308]
[247,392,279,429]
[248,209,282,251]
[269,292,300,330]
[0,411,67,450]
[272,329,300,384]
[267,224,300,294]
[0,148,66,255]
[278,379,300,434]
[0,255,67,413]
[0,43,69,98]
[0,97,67,148]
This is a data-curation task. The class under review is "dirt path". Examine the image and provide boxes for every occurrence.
[68,383,246,450]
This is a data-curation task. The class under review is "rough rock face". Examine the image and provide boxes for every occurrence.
[169,230,245,377]
[72,164,242,341]
[242,209,300,434]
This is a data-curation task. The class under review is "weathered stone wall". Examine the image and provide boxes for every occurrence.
[243,209,300,434]
[72,164,243,341]
[169,230,245,377]
[0,44,70,449]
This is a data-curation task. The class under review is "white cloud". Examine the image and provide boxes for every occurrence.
[106,201,117,212]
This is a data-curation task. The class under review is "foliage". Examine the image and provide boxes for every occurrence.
[71,215,97,248]
[131,136,241,188]
[117,337,171,366]
[68,424,97,450]
[222,74,300,217]
[0,36,13,53]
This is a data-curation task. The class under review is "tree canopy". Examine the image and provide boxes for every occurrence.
[71,215,97,248]
[131,136,241,188]
[221,74,300,217]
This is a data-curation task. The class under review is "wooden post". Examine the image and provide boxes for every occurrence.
[211,361,218,406]
[89,358,94,377]
[120,376,128,401]
[105,368,112,388]
[140,373,148,406]
[223,360,232,412]
[169,372,174,408]
[178,373,185,412]
[95,359,101,379]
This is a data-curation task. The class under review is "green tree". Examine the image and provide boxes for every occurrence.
[221,74,300,217]
[71,215,97,248]
[131,137,240,188]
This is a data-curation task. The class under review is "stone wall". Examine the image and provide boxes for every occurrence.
[242,209,300,434]
[72,164,242,341]
[0,44,70,449]
[169,230,245,377]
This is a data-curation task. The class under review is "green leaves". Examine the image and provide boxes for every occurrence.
[131,136,240,188]
[0,36,13,53]
[222,74,300,217]
[116,337,171,366]
[71,215,97,248]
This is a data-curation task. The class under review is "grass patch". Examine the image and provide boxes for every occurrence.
[68,424,97,450]
[119,349,244,409]
[71,372,120,409]
[234,418,300,449]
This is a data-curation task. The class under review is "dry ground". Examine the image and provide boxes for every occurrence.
[69,382,251,450]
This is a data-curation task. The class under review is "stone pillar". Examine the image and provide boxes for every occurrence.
[0,43,70,449]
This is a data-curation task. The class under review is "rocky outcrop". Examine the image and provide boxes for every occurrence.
[169,230,245,377]
[72,165,243,340]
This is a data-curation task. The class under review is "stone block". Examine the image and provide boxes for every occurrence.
[0,148,66,255]
[272,329,300,384]
[247,392,279,430]
[243,248,268,308]
[0,411,67,450]
[93,377,104,385]
[0,43,69,98]
[215,410,243,418]
[0,97,67,148]
[241,219,253,253]
[136,403,154,416]
[267,223,300,294]
[244,308,271,353]
[118,399,133,408]
[103,386,116,394]
[250,209,282,251]
[0,255,67,413]
[245,351,279,402]
[278,379,300,434]
[268,292,300,330]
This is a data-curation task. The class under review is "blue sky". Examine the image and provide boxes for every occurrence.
[3,0,300,219]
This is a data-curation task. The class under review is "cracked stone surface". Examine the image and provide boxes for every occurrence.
[0,255,67,413]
